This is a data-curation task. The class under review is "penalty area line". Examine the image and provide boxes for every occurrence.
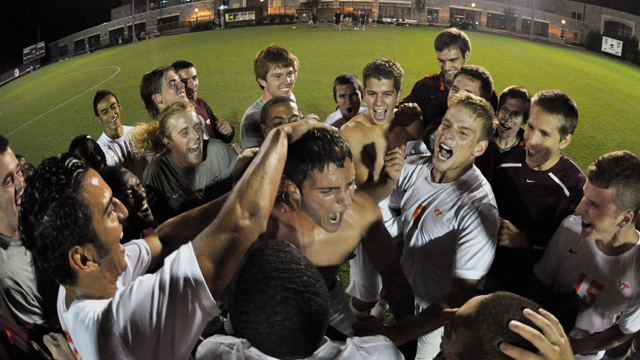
[8,66,121,136]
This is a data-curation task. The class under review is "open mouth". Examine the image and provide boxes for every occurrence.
[437,143,453,161]
[373,109,387,122]
[328,212,343,224]
[137,202,151,217]
[581,220,592,229]
[526,148,538,158]
[500,122,511,131]
[188,143,200,155]
[109,116,118,124]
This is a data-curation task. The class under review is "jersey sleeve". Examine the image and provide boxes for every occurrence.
[533,216,573,286]
[618,299,640,334]
[106,242,218,359]
[452,201,499,280]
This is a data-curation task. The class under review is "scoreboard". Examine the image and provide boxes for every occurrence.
[23,41,46,64]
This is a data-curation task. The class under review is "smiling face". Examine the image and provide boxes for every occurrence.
[82,169,129,278]
[259,66,297,101]
[95,95,123,135]
[432,106,487,183]
[335,83,363,121]
[0,148,24,237]
[363,78,400,126]
[163,110,204,169]
[261,101,301,137]
[299,159,356,233]
[109,168,155,235]
[524,106,571,171]
[176,66,199,100]
[496,97,527,142]
[157,71,188,111]
[575,181,624,243]
[448,74,481,100]
[437,46,469,86]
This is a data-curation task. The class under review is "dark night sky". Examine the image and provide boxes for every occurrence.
[0,0,638,73]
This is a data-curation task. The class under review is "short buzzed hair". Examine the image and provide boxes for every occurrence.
[332,73,363,102]
[588,150,640,215]
[434,28,471,57]
[260,96,297,126]
[362,58,404,93]
[531,90,578,139]
[498,86,531,123]
[253,45,299,89]
[231,240,330,359]
[448,92,497,142]
[457,292,542,360]
[140,66,173,119]
[171,59,195,72]
[451,65,493,102]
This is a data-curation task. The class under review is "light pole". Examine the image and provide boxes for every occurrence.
[471,3,476,26]
[195,7,199,22]
[561,19,566,41]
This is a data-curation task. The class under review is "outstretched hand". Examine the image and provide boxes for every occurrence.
[384,146,406,182]
[283,119,336,143]
[500,308,573,360]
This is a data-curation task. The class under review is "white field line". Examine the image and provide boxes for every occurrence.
[8,66,121,136]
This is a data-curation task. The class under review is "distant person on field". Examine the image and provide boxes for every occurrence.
[488,90,585,294]
[372,12,377,26]
[195,240,405,360]
[140,66,189,120]
[172,60,235,144]
[475,86,531,182]
[335,12,342,30]
[130,102,237,224]
[324,73,367,129]
[240,45,298,150]
[93,90,150,179]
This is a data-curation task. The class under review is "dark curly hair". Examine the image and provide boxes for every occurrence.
[19,153,107,285]
[231,240,330,358]
[283,128,352,194]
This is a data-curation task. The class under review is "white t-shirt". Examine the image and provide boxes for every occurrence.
[195,335,404,360]
[323,106,368,127]
[97,126,150,179]
[534,215,640,360]
[58,240,218,360]
[382,155,499,309]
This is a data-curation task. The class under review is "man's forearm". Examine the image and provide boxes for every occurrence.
[358,176,396,203]
[570,326,634,355]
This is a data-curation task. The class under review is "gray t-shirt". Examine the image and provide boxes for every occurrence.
[143,139,238,223]
[240,99,264,150]
[0,233,48,325]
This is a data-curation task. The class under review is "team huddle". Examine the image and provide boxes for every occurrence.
[0,27,639,360]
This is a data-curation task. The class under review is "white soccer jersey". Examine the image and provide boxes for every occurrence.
[383,154,499,309]
[535,215,640,360]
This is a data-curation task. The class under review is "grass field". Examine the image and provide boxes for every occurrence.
[1,23,639,170]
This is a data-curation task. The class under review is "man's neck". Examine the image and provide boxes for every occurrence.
[105,125,125,140]
[64,276,118,308]
[0,221,19,239]
[494,135,518,150]
[260,91,274,104]
[430,163,472,184]
[596,227,640,256]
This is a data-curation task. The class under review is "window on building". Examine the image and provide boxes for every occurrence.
[571,11,582,21]
[604,20,632,38]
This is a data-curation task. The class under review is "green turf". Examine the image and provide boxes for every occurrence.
[1,23,639,170]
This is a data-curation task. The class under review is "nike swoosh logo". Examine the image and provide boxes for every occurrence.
[569,248,578,254]
[172,191,182,199]
[526,179,535,183]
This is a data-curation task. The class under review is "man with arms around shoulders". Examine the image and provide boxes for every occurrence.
[240,45,298,150]
[130,102,237,224]
[94,90,150,179]
[171,60,235,144]
[353,92,499,360]
[475,85,530,182]
[324,73,367,129]
[18,119,327,360]
[528,150,640,360]
[488,90,585,294]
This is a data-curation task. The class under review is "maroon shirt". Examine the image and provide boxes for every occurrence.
[399,72,449,129]
[195,98,235,143]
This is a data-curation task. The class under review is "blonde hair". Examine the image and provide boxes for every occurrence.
[130,101,195,156]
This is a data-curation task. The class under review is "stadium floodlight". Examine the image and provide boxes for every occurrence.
[195,8,199,22]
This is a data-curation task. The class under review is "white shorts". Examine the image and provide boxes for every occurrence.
[346,243,382,302]
[328,277,356,336]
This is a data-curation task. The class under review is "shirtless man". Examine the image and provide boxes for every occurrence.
[256,128,414,337]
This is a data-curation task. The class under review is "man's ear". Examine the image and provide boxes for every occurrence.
[260,124,268,138]
[282,178,301,201]
[463,50,470,63]
[69,246,97,272]
[257,78,268,89]
[162,136,173,150]
[152,93,162,106]
[443,308,458,323]
[559,133,572,151]
[618,209,635,229]
[95,116,103,124]
[472,139,489,157]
